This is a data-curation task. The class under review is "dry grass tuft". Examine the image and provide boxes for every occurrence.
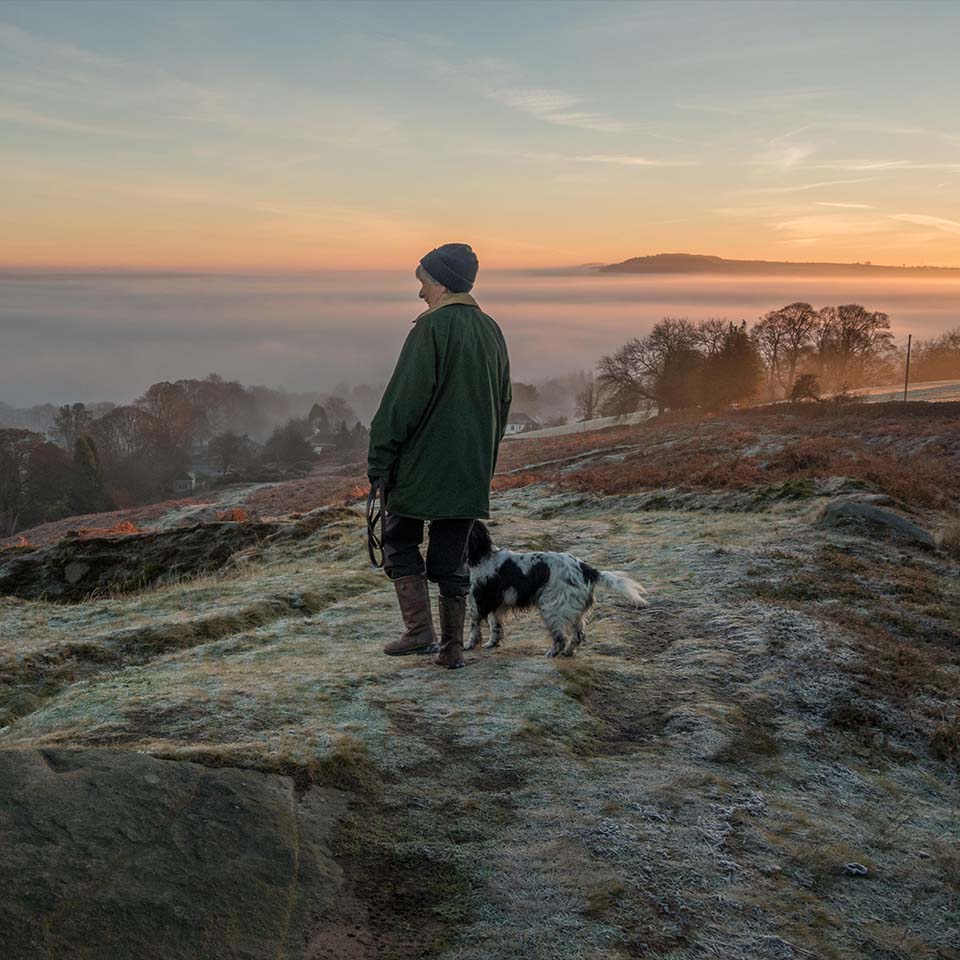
[492,403,960,509]
[930,718,960,768]
[937,517,960,560]
[215,507,250,523]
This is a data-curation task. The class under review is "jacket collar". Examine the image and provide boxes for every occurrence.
[413,292,479,323]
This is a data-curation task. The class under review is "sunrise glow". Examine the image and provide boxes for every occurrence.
[2,0,959,272]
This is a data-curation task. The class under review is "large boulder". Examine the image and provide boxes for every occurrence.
[0,749,344,960]
[817,498,935,549]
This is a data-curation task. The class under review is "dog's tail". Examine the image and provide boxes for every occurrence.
[597,571,649,606]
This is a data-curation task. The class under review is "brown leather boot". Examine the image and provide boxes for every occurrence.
[435,595,466,669]
[383,575,439,656]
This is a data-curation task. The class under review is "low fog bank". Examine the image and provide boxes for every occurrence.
[3,270,959,409]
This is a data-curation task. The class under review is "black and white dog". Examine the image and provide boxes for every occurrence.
[465,521,648,657]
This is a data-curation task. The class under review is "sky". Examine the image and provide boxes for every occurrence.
[2,0,960,271]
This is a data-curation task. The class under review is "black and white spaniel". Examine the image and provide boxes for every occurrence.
[465,521,648,657]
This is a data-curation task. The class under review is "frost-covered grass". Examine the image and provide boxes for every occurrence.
[3,483,959,959]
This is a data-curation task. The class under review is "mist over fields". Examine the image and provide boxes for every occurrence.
[3,269,960,407]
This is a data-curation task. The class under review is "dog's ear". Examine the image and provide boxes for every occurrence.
[467,521,494,566]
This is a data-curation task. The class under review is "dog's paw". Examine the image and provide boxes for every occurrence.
[483,638,500,649]
[464,637,479,650]
[560,646,575,657]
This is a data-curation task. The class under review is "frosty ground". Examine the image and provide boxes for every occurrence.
[1,406,958,960]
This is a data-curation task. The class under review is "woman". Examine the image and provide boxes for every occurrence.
[367,243,512,669]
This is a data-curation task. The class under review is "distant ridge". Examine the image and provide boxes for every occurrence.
[600,253,960,277]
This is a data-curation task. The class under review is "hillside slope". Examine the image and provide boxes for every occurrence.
[1,405,958,959]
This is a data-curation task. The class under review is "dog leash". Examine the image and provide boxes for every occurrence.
[366,478,387,568]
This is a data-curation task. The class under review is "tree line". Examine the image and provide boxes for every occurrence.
[0,374,365,537]
[578,304,958,418]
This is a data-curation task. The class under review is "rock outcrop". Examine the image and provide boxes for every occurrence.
[0,748,344,960]
[0,507,358,602]
[817,497,936,549]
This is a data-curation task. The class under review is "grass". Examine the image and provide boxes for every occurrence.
[938,517,960,559]
[930,719,960,768]
[496,402,960,510]
[745,538,960,779]
[3,427,959,959]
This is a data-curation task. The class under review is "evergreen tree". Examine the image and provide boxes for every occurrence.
[72,434,114,513]
[262,420,315,464]
[701,322,764,409]
[789,373,821,402]
[656,348,703,411]
[308,402,330,432]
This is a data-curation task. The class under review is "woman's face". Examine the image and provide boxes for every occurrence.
[417,272,447,309]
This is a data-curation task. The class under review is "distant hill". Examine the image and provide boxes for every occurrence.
[599,253,960,277]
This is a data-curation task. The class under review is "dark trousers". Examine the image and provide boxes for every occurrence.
[383,513,474,597]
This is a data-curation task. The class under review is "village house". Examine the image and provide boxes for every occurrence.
[307,426,338,456]
[504,412,541,436]
[171,471,198,494]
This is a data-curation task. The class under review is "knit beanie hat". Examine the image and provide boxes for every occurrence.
[419,243,479,293]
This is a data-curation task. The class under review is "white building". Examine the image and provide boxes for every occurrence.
[504,412,541,435]
[171,472,197,494]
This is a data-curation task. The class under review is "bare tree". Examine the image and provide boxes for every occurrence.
[912,327,960,382]
[90,406,161,463]
[574,378,603,421]
[597,318,700,414]
[209,431,248,474]
[815,304,897,391]
[136,382,195,448]
[752,313,787,399]
[696,318,730,357]
[752,303,819,398]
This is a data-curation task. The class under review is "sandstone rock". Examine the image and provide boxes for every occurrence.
[0,522,283,602]
[0,749,344,960]
[0,508,359,603]
[817,498,935,549]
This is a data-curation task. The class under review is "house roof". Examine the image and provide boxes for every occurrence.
[508,412,539,425]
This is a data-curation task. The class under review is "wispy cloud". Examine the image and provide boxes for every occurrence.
[0,105,122,135]
[816,201,875,209]
[713,204,807,218]
[488,86,625,132]
[576,153,695,166]
[745,177,877,194]
[813,160,960,172]
[813,113,960,146]
[775,213,894,237]
[0,19,406,158]
[372,32,631,135]
[752,142,817,172]
[523,151,698,168]
[676,88,831,115]
[892,214,960,236]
